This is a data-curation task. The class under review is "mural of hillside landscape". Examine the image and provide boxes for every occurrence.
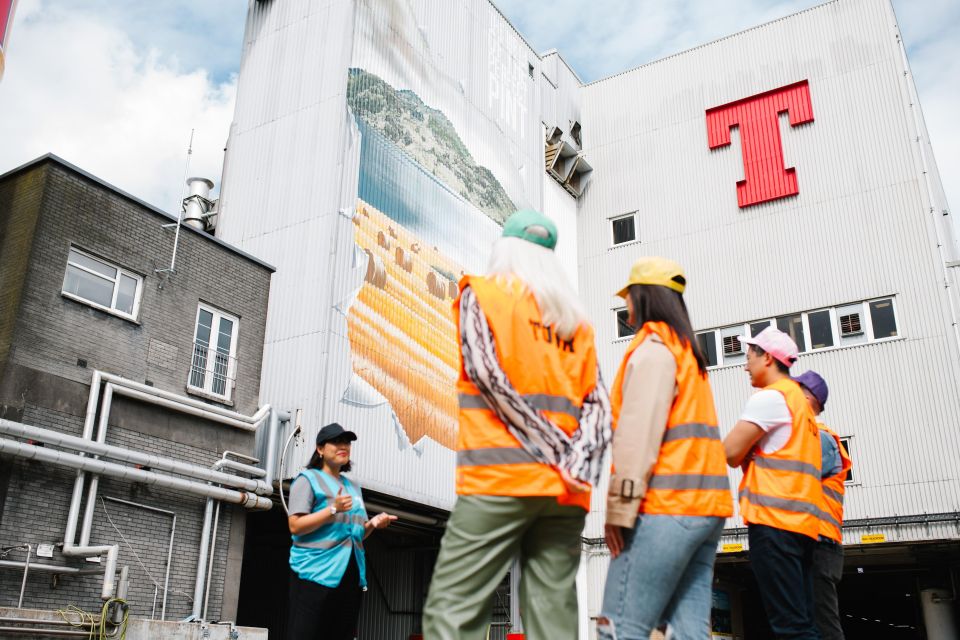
[346,68,512,448]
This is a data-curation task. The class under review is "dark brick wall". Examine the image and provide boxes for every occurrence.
[7,161,271,414]
[0,158,273,619]
[0,163,46,371]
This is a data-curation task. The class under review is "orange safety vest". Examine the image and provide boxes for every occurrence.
[739,378,823,540]
[609,322,733,517]
[818,423,852,542]
[454,275,598,510]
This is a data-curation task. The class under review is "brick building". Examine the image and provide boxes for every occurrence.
[0,154,274,622]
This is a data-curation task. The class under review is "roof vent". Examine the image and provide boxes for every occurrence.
[182,177,215,232]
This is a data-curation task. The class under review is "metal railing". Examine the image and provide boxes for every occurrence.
[188,341,237,399]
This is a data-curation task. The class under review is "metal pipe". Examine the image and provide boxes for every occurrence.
[192,497,216,619]
[0,436,273,510]
[217,458,266,478]
[202,500,222,620]
[79,384,114,547]
[101,496,176,621]
[65,371,104,551]
[222,450,259,464]
[0,627,93,637]
[96,371,271,426]
[111,385,259,432]
[0,420,271,495]
[264,409,291,488]
[0,560,102,576]
[17,544,31,608]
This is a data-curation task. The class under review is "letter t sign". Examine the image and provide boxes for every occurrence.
[706,80,814,208]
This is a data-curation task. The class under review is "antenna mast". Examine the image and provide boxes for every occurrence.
[157,129,195,279]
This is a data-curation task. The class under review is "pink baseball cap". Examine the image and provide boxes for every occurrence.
[740,327,799,367]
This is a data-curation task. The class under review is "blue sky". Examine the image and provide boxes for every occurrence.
[0,0,956,217]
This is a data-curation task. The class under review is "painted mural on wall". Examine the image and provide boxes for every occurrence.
[345,68,512,448]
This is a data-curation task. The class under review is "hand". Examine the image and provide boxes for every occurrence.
[370,513,398,529]
[740,448,756,473]
[334,486,353,512]
[605,524,625,559]
[558,468,590,494]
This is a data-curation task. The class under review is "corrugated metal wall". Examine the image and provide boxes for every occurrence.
[578,0,960,545]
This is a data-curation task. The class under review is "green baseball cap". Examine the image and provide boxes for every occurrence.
[501,209,558,250]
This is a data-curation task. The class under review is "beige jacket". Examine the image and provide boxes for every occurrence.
[606,335,677,528]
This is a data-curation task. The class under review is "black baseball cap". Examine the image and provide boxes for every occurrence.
[315,422,357,445]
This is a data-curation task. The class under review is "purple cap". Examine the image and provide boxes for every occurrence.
[793,370,829,409]
[740,327,799,367]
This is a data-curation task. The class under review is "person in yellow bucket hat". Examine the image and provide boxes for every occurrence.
[598,257,733,640]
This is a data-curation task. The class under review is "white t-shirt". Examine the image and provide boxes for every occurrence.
[740,389,792,454]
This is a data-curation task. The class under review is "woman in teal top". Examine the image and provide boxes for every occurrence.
[286,423,396,640]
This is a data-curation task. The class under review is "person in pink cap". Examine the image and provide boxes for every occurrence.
[723,327,823,640]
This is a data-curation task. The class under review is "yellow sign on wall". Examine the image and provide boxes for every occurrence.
[721,543,744,553]
[860,533,886,544]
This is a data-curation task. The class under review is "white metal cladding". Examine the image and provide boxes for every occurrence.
[220,0,587,509]
[579,0,960,541]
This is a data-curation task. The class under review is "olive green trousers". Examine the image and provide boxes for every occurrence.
[422,495,585,640]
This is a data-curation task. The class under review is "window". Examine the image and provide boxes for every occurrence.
[695,297,899,369]
[869,299,897,339]
[807,310,834,350]
[615,309,633,339]
[749,321,770,337]
[696,331,718,368]
[189,304,239,401]
[62,247,142,320]
[839,437,854,484]
[776,314,806,352]
[611,213,637,245]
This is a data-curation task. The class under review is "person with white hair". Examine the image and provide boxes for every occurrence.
[422,209,612,640]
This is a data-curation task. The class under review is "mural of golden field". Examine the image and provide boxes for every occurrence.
[347,199,467,449]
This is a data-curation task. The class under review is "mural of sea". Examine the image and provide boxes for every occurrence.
[346,68,515,448]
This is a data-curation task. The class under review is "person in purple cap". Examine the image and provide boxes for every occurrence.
[795,370,852,640]
[723,327,822,640]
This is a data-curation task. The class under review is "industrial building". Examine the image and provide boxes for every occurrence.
[216,0,960,637]
[0,155,280,638]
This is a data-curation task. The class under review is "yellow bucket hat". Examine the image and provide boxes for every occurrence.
[615,257,686,298]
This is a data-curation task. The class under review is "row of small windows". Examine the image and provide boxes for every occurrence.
[61,246,239,402]
[694,297,898,369]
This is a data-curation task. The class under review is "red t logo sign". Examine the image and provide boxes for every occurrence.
[706,80,814,208]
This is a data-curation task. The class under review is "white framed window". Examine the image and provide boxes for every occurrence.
[188,304,239,402]
[838,437,855,484]
[695,330,719,368]
[610,212,638,246]
[61,246,143,321]
[696,297,899,369]
[615,308,633,339]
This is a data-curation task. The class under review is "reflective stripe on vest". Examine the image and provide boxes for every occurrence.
[454,275,598,511]
[609,322,733,518]
[738,378,823,540]
[458,392,582,420]
[818,423,852,542]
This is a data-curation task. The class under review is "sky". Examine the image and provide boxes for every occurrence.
[0,0,956,219]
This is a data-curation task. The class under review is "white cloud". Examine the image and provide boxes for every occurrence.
[0,1,236,212]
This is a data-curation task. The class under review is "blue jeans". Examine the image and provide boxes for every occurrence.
[748,524,819,639]
[598,514,724,640]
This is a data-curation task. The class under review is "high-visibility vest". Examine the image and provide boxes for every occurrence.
[289,469,368,588]
[454,275,598,510]
[739,378,823,539]
[609,321,733,517]
[818,423,852,542]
